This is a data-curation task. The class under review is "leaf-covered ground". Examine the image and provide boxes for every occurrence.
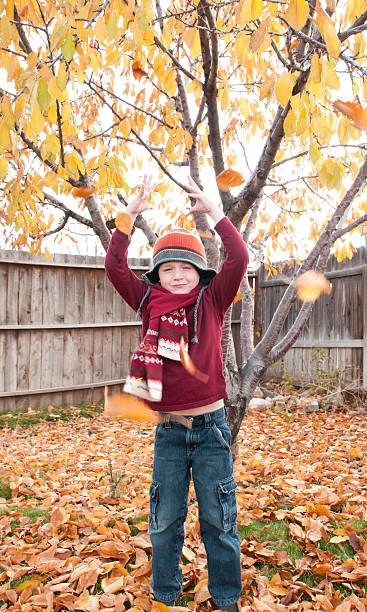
[0,405,366,612]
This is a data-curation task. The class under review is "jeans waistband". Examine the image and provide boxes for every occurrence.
[159,407,225,429]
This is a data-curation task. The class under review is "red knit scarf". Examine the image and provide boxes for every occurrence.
[124,285,202,401]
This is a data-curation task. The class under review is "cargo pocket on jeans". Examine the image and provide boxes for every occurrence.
[217,476,237,531]
[149,480,159,530]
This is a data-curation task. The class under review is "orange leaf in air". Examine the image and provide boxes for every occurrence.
[115,212,133,235]
[72,186,95,199]
[332,100,367,131]
[234,287,242,303]
[179,337,209,383]
[294,270,331,302]
[216,169,244,191]
[197,229,213,239]
[132,61,148,80]
[104,391,159,424]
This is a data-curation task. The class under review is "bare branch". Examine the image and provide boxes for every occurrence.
[332,213,367,242]
[153,35,197,81]
[41,192,93,227]
[30,212,70,239]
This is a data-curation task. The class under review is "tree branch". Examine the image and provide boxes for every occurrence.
[41,192,93,227]
[153,35,197,81]
[87,80,187,191]
[30,212,70,239]
[332,213,367,242]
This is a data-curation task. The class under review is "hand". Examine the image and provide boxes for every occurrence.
[126,175,157,220]
[184,176,224,224]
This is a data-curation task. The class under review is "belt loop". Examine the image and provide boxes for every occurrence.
[204,412,212,428]
[164,414,172,428]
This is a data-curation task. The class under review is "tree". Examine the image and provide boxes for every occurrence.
[1,0,367,442]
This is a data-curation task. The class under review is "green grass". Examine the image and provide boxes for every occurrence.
[239,516,367,599]
[0,479,11,500]
[0,402,102,430]
[0,505,50,525]
[239,519,304,564]
[128,514,148,536]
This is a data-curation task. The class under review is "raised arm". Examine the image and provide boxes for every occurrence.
[184,177,249,314]
[105,176,156,312]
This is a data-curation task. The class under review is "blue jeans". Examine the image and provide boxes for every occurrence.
[149,407,242,607]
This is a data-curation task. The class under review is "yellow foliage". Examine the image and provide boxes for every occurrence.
[315,0,340,60]
[285,0,309,31]
[276,73,294,108]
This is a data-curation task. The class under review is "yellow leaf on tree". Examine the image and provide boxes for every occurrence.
[315,0,340,59]
[236,0,263,23]
[310,53,322,83]
[283,108,296,137]
[309,141,321,165]
[319,158,342,190]
[285,0,309,30]
[249,17,271,53]
[260,74,276,102]
[275,73,294,108]
[1,95,14,130]
[294,270,331,302]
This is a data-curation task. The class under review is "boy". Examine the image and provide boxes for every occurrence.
[105,175,249,611]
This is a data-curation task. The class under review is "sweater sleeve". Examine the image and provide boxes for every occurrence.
[208,217,249,315]
[104,228,147,312]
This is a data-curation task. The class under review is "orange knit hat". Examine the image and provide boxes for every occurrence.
[145,228,216,285]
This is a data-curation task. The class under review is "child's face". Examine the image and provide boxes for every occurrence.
[158,261,200,294]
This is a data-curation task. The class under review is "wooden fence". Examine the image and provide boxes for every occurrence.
[2,245,366,412]
[256,246,367,388]
[0,249,243,412]
[0,250,148,413]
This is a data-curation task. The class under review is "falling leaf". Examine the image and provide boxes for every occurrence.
[132,60,148,80]
[294,270,331,302]
[72,186,95,199]
[234,287,242,303]
[179,337,209,383]
[197,230,213,239]
[104,391,159,424]
[115,212,133,235]
[216,169,245,191]
[332,100,367,131]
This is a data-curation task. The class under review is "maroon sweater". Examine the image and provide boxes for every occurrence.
[105,217,249,412]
